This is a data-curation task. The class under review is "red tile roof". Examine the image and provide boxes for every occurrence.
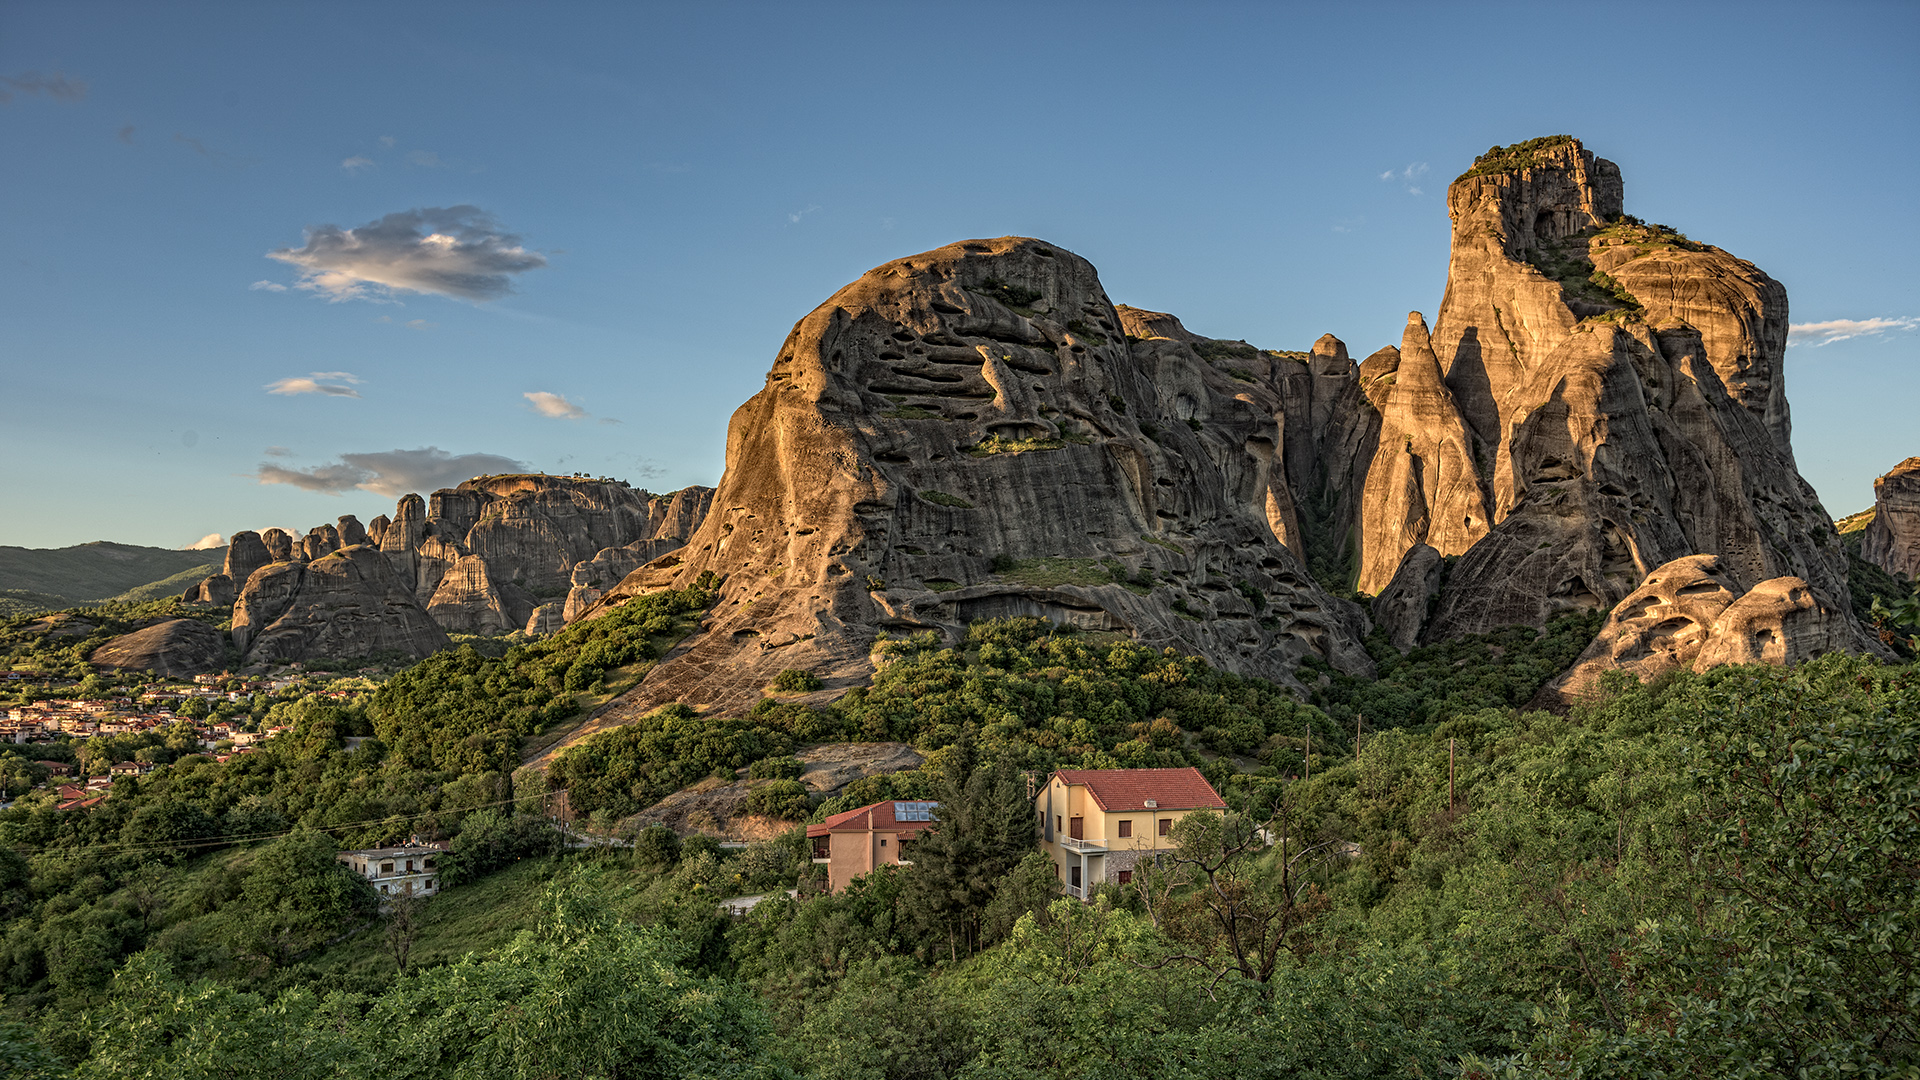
[1052,768,1226,813]
[806,800,941,838]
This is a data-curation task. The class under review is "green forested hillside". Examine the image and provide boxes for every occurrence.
[0,542,217,613]
[0,603,1912,1077]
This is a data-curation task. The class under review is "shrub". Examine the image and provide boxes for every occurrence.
[631,824,681,868]
[769,669,822,693]
[748,755,804,781]
[747,779,811,821]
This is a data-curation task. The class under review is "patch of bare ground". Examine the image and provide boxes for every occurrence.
[625,741,923,839]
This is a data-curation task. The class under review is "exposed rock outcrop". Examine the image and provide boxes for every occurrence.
[237,545,449,664]
[1414,136,1845,639]
[1861,457,1920,580]
[575,236,1377,727]
[90,618,225,676]
[1371,544,1445,652]
[1545,554,1880,702]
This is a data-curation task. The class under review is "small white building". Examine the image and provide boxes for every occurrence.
[337,839,448,898]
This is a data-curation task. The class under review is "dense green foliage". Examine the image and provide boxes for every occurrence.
[0,600,229,676]
[1,596,1913,1076]
[1456,134,1577,181]
[369,584,712,773]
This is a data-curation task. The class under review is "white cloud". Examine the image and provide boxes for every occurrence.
[341,155,374,171]
[249,280,287,292]
[255,446,528,496]
[266,371,364,397]
[263,446,293,457]
[0,71,87,104]
[1788,316,1920,347]
[184,533,225,550]
[379,135,396,148]
[1381,162,1429,196]
[525,391,587,420]
[788,204,821,224]
[267,205,548,302]
[406,149,444,167]
[406,319,436,330]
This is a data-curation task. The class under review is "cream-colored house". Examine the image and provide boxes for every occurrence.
[1036,767,1227,898]
[337,839,448,898]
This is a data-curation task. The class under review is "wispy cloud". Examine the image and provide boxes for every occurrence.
[117,124,135,144]
[1332,215,1367,234]
[267,205,548,302]
[185,533,225,551]
[249,280,287,292]
[788,204,821,224]
[263,446,294,458]
[406,318,436,330]
[1381,162,1429,196]
[174,133,214,158]
[525,391,588,420]
[379,135,396,148]
[341,155,374,172]
[0,71,87,104]
[406,149,443,167]
[1789,316,1920,347]
[266,371,363,397]
[255,446,528,496]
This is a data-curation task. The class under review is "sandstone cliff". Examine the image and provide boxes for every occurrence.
[576,236,1378,727]
[235,545,449,664]
[1861,457,1920,580]
[192,477,714,647]
[90,618,226,676]
[1409,136,1844,642]
[1545,553,1881,703]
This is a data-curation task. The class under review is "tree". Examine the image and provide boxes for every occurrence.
[898,735,1039,961]
[383,892,425,975]
[240,830,378,968]
[1139,794,1337,992]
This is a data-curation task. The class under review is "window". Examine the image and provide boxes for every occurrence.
[1117,819,1133,838]
[1056,815,1062,832]
[1158,818,1170,837]
[1117,870,1133,884]
[879,838,887,848]
[380,861,394,873]
[380,883,390,894]
[405,859,416,872]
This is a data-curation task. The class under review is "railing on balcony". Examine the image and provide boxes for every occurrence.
[1057,836,1108,854]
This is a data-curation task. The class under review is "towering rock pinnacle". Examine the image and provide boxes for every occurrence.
[1412,136,1846,639]
[1862,458,1920,581]
[1355,313,1490,593]
[577,236,1375,726]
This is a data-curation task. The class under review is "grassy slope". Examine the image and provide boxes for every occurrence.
[101,563,221,605]
[0,542,218,605]
[303,855,628,979]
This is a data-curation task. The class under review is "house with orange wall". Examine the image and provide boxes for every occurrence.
[1036,767,1227,898]
[805,799,938,892]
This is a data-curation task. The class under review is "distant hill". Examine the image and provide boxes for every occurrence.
[0,541,219,613]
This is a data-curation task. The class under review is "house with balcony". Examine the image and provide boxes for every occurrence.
[337,839,449,899]
[1036,767,1227,898]
[806,799,938,893]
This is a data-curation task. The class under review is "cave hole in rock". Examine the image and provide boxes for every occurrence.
[1677,581,1728,598]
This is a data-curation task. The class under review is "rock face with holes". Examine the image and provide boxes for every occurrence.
[576,236,1378,727]
[1546,554,1879,702]
[234,544,450,664]
[195,476,713,640]
[1861,457,1920,581]
[1413,136,1846,640]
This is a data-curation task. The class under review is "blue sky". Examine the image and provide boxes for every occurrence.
[3,0,1915,550]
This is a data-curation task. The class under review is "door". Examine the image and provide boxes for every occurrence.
[1069,816,1084,840]
[1069,865,1081,890]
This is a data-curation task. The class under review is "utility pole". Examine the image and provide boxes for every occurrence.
[1304,727,1310,782]
[1355,714,1364,758]
[1448,738,1456,814]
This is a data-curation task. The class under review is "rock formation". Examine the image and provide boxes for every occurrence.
[1547,554,1880,702]
[90,618,226,676]
[1370,544,1444,653]
[1413,136,1845,639]
[576,235,1378,725]
[188,477,713,643]
[234,545,449,664]
[1861,457,1920,580]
